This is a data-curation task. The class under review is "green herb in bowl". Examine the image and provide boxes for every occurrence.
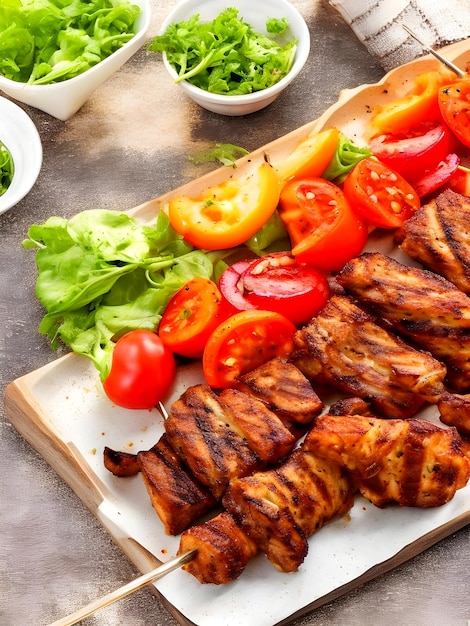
[148,7,297,95]
[0,141,14,196]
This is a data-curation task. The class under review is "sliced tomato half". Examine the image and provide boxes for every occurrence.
[278,177,368,271]
[343,157,420,229]
[202,310,296,388]
[218,253,329,326]
[412,153,461,198]
[158,277,227,359]
[368,121,455,183]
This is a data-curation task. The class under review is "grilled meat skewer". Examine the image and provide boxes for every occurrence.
[337,251,470,392]
[304,410,470,508]
[138,435,217,536]
[293,295,447,419]
[178,512,258,584]
[223,445,355,573]
[395,189,470,295]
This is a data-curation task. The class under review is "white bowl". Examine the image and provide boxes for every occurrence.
[159,0,310,116]
[0,0,151,121]
[0,97,42,215]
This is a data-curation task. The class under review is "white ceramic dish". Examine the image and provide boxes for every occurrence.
[0,97,42,215]
[159,0,310,115]
[0,0,151,121]
[5,39,470,626]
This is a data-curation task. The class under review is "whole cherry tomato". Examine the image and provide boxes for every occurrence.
[103,329,176,409]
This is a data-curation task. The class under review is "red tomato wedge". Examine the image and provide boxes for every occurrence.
[239,253,329,326]
[158,277,227,359]
[168,162,280,250]
[218,259,256,315]
[218,253,329,326]
[278,177,368,272]
[202,310,296,388]
[368,121,455,183]
[412,153,460,198]
[343,157,420,229]
[438,77,470,148]
[103,330,176,410]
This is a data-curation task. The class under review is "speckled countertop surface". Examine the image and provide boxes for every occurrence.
[1,1,469,625]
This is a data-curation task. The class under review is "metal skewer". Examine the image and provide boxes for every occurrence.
[48,549,197,626]
[402,25,466,78]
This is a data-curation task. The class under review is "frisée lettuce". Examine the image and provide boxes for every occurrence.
[148,8,297,95]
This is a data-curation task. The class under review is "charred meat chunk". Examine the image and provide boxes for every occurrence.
[304,413,470,508]
[337,251,470,392]
[292,295,447,419]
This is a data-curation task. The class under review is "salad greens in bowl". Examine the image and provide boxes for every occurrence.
[0,0,151,120]
[152,0,310,115]
[0,97,42,215]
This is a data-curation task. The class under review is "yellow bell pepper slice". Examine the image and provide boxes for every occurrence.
[168,162,280,250]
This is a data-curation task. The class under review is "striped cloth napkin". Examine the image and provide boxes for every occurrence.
[329,0,470,71]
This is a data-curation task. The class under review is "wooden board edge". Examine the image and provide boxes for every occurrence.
[275,510,470,626]
[5,375,107,514]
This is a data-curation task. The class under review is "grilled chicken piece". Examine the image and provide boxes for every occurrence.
[337,252,470,392]
[236,356,324,425]
[103,447,140,477]
[304,413,470,508]
[178,512,258,584]
[223,446,354,573]
[327,397,375,417]
[292,295,447,419]
[437,391,470,437]
[395,189,470,294]
[217,388,296,463]
[165,384,294,499]
[138,435,216,535]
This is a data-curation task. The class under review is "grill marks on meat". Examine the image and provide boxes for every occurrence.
[304,411,470,508]
[165,385,264,500]
[222,446,354,572]
[178,512,258,584]
[337,252,470,391]
[293,295,447,419]
[137,435,217,536]
[236,356,324,425]
[437,391,470,437]
[395,189,470,294]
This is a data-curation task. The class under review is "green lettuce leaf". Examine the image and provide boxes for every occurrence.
[24,209,222,379]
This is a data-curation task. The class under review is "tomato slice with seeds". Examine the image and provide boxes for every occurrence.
[343,157,420,229]
[202,310,296,388]
[240,252,330,326]
[278,177,368,272]
[368,121,455,183]
[159,277,227,359]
